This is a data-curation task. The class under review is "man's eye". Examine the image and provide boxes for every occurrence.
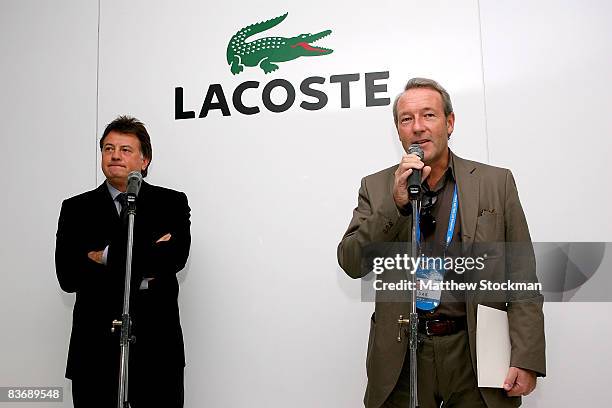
[104,146,114,152]
[425,113,435,118]
[402,117,413,123]
[121,148,132,153]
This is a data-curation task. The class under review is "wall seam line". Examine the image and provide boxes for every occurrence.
[476,0,491,164]
[95,0,101,186]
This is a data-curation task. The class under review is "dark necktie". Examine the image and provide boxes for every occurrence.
[116,193,128,220]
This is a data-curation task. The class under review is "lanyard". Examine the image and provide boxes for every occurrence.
[415,184,458,250]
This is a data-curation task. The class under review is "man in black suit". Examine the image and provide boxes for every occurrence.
[55,116,191,408]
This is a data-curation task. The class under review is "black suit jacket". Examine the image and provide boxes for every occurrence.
[55,181,191,379]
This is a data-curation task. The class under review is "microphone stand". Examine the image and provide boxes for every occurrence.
[408,194,421,408]
[112,194,137,408]
[398,184,421,408]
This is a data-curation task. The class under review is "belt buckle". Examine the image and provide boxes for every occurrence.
[425,319,442,336]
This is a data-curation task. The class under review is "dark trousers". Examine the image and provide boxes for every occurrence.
[71,373,116,408]
[71,365,184,408]
[383,330,487,408]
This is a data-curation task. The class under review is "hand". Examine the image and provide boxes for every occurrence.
[87,250,104,264]
[504,367,537,397]
[156,233,172,243]
[393,153,431,209]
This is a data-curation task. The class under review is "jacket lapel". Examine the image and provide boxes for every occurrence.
[387,166,413,241]
[94,182,121,220]
[453,153,479,255]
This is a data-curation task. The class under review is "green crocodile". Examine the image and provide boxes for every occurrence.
[226,13,333,74]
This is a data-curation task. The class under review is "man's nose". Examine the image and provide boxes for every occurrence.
[111,150,121,160]
[413,116,425,132]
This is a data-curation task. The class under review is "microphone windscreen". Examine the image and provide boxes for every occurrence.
[127,171,142,197]
[408,144,424,160]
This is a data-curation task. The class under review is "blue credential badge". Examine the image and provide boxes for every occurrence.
[416,267,445,311]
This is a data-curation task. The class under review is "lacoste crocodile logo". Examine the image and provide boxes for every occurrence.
[227,12,333,74]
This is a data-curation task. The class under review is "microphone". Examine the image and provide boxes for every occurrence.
[126,171,143,199]
[407,144,424,199]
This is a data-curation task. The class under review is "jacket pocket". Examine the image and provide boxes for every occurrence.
[475,213,504,244]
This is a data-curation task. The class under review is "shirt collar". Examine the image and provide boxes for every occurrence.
[423,148,455,193]
[447,149,456,181]
[105,180,122,201]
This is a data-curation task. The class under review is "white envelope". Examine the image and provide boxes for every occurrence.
[476,304,511,388]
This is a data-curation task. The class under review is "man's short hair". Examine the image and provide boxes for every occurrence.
[99,115,153,177]
[392,78,454,126]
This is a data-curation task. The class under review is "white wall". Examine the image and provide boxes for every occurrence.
[96,1,487,407]
[0,0,610,407]
[479,1,612,405]
[0,0,99,406]
[0,0,98,408]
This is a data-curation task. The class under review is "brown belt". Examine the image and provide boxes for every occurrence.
[418,318,466,336]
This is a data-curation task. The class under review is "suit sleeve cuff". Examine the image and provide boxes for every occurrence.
[102,245,109,265]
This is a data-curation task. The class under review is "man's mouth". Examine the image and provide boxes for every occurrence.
[414,139,430,145]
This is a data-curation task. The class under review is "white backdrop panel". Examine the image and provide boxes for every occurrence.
[480,0,612,242]
[97,1,486,406]
[480,1,612,406]
[0,1,99,407]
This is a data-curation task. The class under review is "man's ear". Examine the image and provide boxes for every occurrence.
[446,112,455,139]
[141,157,150,172]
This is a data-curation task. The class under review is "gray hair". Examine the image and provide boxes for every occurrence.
[392,78,453,126]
